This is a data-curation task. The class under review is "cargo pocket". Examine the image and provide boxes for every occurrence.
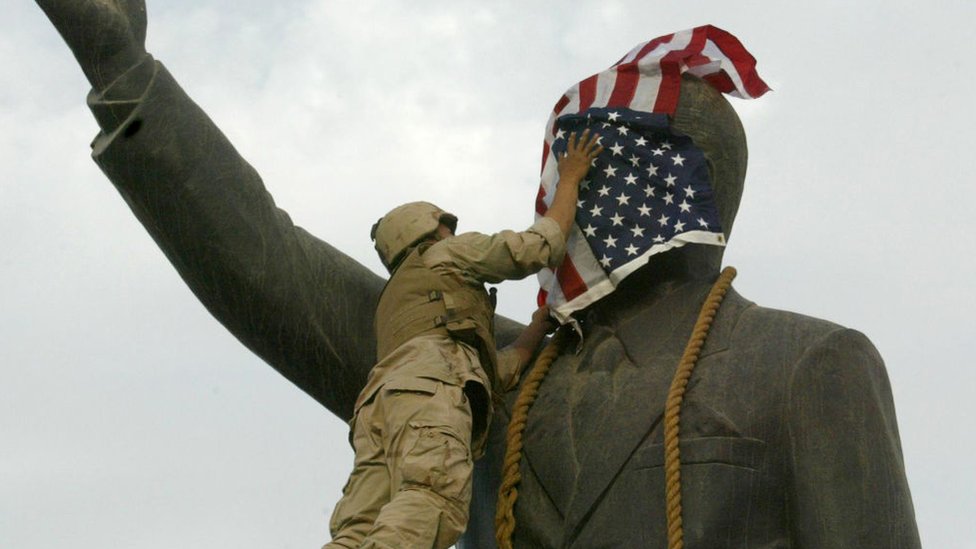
[400,423,473,502]
[383,377,441,398]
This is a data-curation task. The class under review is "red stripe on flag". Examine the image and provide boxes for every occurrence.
[540,141,551,176]
[555,256,587,301]
[535,185,548,216]
[652,57,683,114]
[702,71,735,94]
[684,51,738,94]
[553,94,570,116]
[578,74,598,112]
[628,33,675,65]
[607,63,639,108]
[704,26,770,97]
[537,288,548,308]
[684,52,712,69]
[653,27,709,114]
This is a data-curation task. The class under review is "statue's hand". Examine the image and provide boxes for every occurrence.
[35,0,148,90]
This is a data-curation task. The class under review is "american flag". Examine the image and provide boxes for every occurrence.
[535,25,769,323]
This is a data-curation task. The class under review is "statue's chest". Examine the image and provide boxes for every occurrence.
[522,329,679,514]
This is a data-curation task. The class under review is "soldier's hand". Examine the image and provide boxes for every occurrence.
[557,129,603,185]
[530,306,557,334]
[35,0,148,91]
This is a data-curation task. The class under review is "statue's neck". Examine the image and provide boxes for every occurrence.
[582,245,725,328]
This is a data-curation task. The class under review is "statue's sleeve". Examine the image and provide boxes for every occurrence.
[86,56,383,420]
[786,328,921,548]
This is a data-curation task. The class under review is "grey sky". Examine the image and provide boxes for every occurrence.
[2,1,973,547]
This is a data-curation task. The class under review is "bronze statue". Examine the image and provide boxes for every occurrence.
[34,1,920,547]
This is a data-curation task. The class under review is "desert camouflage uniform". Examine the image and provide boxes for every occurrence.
[324,217,565,549]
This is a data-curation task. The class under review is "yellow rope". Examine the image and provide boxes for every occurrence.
[493,267,736,548]
[495,328,571,549]
[664,266,737,549]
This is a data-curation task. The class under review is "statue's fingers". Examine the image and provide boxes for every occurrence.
[34,0,59,12]
[122,0,148,45]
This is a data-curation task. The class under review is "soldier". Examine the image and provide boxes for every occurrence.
[324,131,602,549]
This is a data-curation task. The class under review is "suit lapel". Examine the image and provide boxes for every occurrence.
[521,351,580,517]
[562,288,748,545]
[561,326,676,543]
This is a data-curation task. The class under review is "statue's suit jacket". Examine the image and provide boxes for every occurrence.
[491,283,921,549]
[87,58,920,549]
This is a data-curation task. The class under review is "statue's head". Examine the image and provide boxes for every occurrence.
[670,73,748,243]
[535,27,766,321]
[371,201,458,273]
[575,82,751,316]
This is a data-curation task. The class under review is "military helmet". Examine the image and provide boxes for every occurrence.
[371,201,458,272]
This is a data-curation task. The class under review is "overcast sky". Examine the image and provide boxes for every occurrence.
[2,1,973,547]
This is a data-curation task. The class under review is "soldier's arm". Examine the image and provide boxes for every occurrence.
[546,129,602,239]
[423,128,600,279]
[495,306,555,391]
[424,217,565,285]
[787,329,921,548]
[36,0,382,419]
[423,129,601,287]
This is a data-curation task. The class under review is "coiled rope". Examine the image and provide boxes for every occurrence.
[494,267,737,549]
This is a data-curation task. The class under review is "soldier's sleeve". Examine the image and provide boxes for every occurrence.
[494,347,523,392]
[424,217,566,283]
[787,328,921,548]
[86,58,383,420]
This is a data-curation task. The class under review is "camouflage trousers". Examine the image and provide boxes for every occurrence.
[324,377,475,549]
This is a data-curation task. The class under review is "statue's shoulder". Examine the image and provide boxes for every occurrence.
[727,289,852,344]
[708,290,892,436]
[726,289,885,379]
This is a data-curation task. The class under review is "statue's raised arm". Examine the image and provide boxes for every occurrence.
[34,0,409,418]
